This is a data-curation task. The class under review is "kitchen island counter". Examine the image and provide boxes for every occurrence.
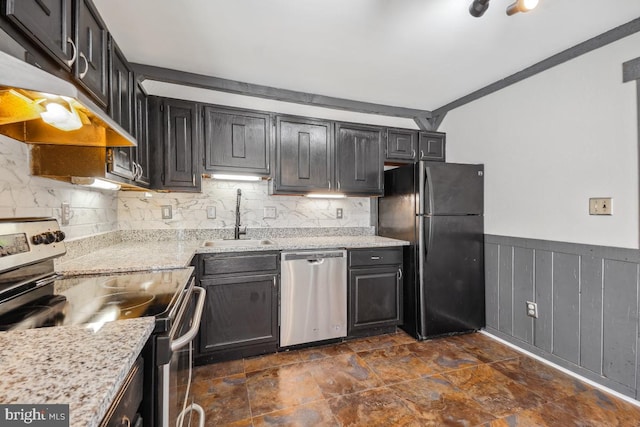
[56,235,408,275]
[0,317,154,427]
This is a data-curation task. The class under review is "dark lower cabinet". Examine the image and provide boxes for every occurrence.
[195,252,279,365]
[348,247,403,337]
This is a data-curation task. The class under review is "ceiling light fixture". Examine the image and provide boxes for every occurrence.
[469,0,490,17]
[506,0,539,15]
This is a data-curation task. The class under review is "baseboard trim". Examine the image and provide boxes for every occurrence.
[481,330,640,408]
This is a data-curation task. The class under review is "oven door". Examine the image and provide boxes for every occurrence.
[159,281,206,427]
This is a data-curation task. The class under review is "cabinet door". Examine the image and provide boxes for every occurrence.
[4,0,74,69]
[74,0,108,106]
[386,128,417,162]
[160,98,201,191]
[418,131,446,162]
[199,274,278,353]
[134,82,150,186]
[203,106,270,175]
[106,36,134,180]
[335,123,384,195]
[349,266,402,334]
[273,116,332,194]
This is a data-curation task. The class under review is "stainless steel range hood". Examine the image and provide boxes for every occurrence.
[0,50,135,147]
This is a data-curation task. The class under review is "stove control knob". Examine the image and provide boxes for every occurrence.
[54,231,66,242]
[43,232,56,245]
[32,234,44,245]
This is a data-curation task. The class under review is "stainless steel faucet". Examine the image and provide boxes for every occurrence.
[234,189,246,240]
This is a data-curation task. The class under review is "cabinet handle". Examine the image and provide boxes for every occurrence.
[120,415,130,427]
[398,269,403,281]
[273,276,277,288]
[337,180,341,190]
[65,37,77,67]
[420,150,424,160]
[78,52,89,79]
[411,149,416,158]
[370,256,381,260]
[192,174,196,186]
[328,180,331,190]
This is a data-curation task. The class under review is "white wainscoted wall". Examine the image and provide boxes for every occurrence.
[117,179,371,230]
[0,135,118,240]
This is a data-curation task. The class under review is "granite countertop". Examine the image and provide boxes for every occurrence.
[56,235,408,275]
[0,317,155,427]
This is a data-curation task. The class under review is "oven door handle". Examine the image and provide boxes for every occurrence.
[170,286,206,352]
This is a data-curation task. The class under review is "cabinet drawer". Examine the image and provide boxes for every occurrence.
[348,247,403,267]
[99,356,143,427]
[201,252,279,276]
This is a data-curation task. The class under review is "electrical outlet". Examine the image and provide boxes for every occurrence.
[161,205,172,219]
[263,207,277,219]
[206,206,216,219]
[336,208,343,219]
[526,301,538,318]
[589,198,612,215]
[61,202,71,226]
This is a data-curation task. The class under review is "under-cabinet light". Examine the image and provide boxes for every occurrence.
[306,193,347,199]
[71,177,121,191]
[39,99,82,131]
[211,174,261,182]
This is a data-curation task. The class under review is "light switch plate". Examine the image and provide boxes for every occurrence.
[263,207,277,219]
[206,206,216,219]
[161,205,172,219]
[589,198,612,215]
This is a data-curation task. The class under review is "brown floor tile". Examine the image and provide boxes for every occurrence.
[449,333,521,363]
[443,364,546,418]
[308,353,385,398]
[244,351,303,373]
[491,356,591,402]
[297,342,355,361]
[406,338,484,374]
[327,387,418,426]
[194,359,245,382]
[390,329,418,345]
[358,345,436,384]
[252,400,338,426]
[208,419,254,427]
[246,363,324,416]
[346,334,400,352]
[391,375,496,426]
[191,374,251,426]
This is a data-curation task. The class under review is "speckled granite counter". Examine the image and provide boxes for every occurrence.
[56,236,408,275]
[0,317,155,427]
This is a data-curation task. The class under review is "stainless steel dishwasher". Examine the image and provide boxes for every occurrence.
[280,250,347,347]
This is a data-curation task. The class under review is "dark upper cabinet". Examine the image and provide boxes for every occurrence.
[386,128,417,162]
[74,0,108,106]
[272,116,333,194]
[133,81,150,186]
[335,122,384,195]
[348,247,403,336]
[203,106,270,176]
[153,97,201,192]
[418,131,446,162]
[106,36,134,180]
[3,0,75,69]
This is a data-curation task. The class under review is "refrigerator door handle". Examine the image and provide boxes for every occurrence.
[425,166,435,216]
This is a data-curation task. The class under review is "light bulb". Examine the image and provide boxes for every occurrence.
[506,0,539,15]
[40,102,82,131]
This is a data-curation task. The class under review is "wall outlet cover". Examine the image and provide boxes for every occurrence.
[336,208,343,219]
[526,301,538,318]
[161,205,172,219]
[61,202,71,226]
[263,207,277,219]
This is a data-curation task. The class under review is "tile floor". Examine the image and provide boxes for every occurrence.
[191,331,640,426]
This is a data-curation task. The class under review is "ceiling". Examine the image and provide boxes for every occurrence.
[93,0,640,113]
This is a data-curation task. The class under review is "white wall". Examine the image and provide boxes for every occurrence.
[441,32,640,249]
[0,135,118,240]
[118,179,371,230]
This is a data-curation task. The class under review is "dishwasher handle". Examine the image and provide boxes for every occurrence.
[307,259,325,265]
[282,251,345,262]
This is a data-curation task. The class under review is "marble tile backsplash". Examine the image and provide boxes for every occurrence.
[118,179,372,230]
[0,136,118,240]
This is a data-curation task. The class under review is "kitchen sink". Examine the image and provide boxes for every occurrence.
[202,239,275,248]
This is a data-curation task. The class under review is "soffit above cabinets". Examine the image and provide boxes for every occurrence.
[93,0,640,112]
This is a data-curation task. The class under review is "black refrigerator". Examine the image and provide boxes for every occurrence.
[378,161,484,339]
